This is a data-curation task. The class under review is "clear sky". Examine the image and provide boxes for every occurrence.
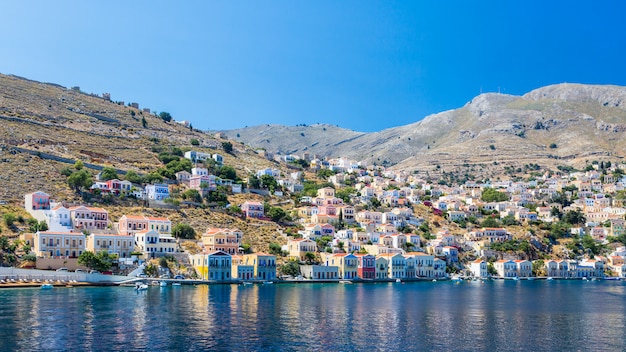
[2,1,626,132]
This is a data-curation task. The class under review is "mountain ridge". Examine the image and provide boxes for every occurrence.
[224,83,626,174]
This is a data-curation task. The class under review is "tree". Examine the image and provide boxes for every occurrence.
[99,167,119,181]
[481,188,509,202]
[336,187,356,203]
[78,251,113,272]
[260,175,278,192]
[218,165,237,181]
[369,197,381,209]
[37,220,48,232]
[190,139,200,146]
[124,170,143,184]
[563,209,586,226]
[182,189,202,203]
[532,260,545,276]
[67,169,93,193]
[279,260,300,277]
[248,175,261,189]
[141,116,147,128]
[304,252,316,264]
[172,223,196,239]
[3,213,16,227]
[144,172,164,184]
[74,160,84,170]
[269,243,282,256]
[222,141,233,153]
[267,207,287,222]
[159,111,172,122]
[317,168,335,180]
[487,263,498,276]
[480,216,500,228]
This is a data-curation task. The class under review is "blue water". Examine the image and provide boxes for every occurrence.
[1,280,626,351]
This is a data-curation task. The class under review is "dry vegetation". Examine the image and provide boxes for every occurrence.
[0,73,297,252]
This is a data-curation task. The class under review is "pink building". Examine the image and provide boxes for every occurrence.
[69,206,109,230]
[25,191,50,210]
[242,201,264,218]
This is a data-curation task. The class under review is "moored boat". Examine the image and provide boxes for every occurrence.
[41,284,53,289]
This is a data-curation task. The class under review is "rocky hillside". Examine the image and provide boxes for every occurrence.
[224,83,626,175]
[0,73,282,202]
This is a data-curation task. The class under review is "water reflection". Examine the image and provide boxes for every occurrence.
[1,282,626,351]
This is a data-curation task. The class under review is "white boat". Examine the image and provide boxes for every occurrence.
[546,277,554,281]
[135,283,149,290]
[172,282,181,286]
[513,277,520,281]
[159,281,168,287]
[395,278,401,283]
[41,284,53,289]
[432,279,437,282]
[339,280,353,284]
[242,281,253,286]
[262,281,274,285]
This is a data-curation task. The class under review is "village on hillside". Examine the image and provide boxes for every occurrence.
[3,146,626,284]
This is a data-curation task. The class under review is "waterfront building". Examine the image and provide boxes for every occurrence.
[231,255,254,280]
[515,260,533,277]
[189,250,233,281]
[354,253,376,279]
[545,260,569,278]
[470,259,488,278]
[494,260,518,278]
[434,258,447,278]
[86,233,134,258]
[375,256,389,279]
[243,253,277,280]
[134,229,177,258]
[300,265,339,279]
[33,230,86,258]
[325,253,358,279]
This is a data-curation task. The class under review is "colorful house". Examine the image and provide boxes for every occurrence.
[354,253,376,279]
[190,250,233,281]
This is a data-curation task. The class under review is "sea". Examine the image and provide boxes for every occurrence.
[1,280,625,352]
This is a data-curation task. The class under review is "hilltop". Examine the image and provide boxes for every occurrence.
[0,73,290,251]
[225,83,626,178]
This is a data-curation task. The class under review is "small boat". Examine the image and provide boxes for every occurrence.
[41,284,53,289]
[242,281,253,286]
[513,277,520,281]
[159,281,168,287]
[395,278,401,283]
[432,279,437,282]
[262,281,274,285]
[172,282,181,286]
[135,283,149,291]
[339,280,353,284]
[546,277,554,281]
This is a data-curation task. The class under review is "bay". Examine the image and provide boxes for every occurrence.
[1,280,625,351]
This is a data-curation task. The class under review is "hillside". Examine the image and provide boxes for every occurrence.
[0,73,291,251]
[224,84,626,177]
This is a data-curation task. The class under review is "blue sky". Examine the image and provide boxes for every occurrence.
[2,1,626,132]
